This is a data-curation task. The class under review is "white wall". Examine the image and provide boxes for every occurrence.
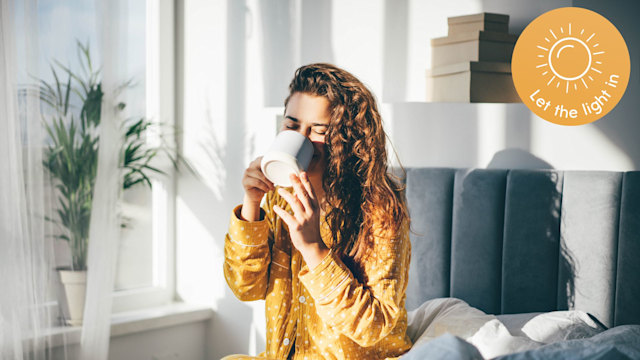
[175,0,265,358]
[386,0,640,171]
[388,102,635,170]
[573,0,640,170]
[172,0,640,358]
[51,322,207,360]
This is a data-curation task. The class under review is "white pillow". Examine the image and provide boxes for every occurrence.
[405,299,607,359]
[407,298,541,359]
[498,310,606,344]
[496,312,544,338]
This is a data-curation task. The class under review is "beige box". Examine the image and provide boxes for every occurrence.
[426,61,521,103]
[431,31,518,68]
[448,13,509,35]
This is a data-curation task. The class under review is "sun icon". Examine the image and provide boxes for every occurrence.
[512,7,630,126]
[535,23,605,93]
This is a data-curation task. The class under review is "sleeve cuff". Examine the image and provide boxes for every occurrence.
[298,249,354,303]
[228,205,269,246]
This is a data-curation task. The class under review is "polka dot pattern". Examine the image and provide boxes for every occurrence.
[223,190,413,359]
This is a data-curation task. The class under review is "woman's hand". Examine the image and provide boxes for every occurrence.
[273,172,329,269]
[242,156,275,203]
[240,156,275,221]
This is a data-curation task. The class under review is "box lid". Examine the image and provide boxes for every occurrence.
[448,12,509,25]
[427,61,512,77]
[431,30,518,46]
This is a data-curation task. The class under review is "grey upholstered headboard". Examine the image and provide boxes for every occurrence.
[404,168,640,328]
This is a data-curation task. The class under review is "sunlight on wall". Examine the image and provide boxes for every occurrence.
[245,0,281,162]
[176,196,223,304]
[331,0,385,97]
[388,102,479,168]
[176,0,637,358]
[530,113,634,171]
[407,0,482,101]
[177,0,269,356]
[477,104,506,167]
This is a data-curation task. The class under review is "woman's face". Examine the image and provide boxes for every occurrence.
[282,92,331,180]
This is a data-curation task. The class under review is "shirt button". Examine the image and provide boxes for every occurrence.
[283,338,290,346]
[299,295,306,303]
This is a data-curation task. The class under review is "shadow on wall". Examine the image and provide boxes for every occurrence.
[482,0,640,170]
[382,0,409,102]
[578,0,640,170]
[259,0,297,107]
[174,0,266,356]
[175,120,260,355]
[480,0,572,34]
[504,105,532,152]
[259,0,336,107]
[300,0,335,66]
[390,103,480,168]
[486,148,553,169]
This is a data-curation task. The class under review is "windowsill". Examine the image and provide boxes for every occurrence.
[46,302,213,348]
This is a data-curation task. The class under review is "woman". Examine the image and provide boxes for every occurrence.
[222,63,412,360]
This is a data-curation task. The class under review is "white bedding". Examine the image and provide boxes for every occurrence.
[403,298,605,359]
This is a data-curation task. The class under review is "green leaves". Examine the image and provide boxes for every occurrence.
[40,41,181,271]
[122,118,165,189]
[42,111,96,270]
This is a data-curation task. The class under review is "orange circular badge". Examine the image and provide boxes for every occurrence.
[512,7,630,126]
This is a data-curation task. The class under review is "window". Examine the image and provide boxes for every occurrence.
[35,0,176,317]
[112,0,176,312]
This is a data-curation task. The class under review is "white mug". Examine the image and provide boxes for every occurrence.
[261,130,314,187]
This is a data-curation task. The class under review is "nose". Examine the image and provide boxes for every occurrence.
[294,125,312,138]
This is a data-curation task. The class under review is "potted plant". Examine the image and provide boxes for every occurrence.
[40,42,182,326]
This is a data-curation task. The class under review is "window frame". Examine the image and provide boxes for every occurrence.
[111,0,177,313]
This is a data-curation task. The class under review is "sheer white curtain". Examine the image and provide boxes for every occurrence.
[1,0,124,358]
[79,0,125,357]
[1,0,54,358]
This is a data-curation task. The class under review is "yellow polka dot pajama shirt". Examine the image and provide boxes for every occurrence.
[222,188,413,360]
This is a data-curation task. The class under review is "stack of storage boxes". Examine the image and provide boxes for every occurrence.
[427,13,521,102]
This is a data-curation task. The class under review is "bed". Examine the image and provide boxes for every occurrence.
[399,168,640,359]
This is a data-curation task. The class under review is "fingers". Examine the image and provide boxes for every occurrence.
[243,157,275,192]
[299,172,317,203]
[273,204,297,230]
[290,173,315,212]
[277,187,305,221]
[249,165,275,191]
[243,172,272,193]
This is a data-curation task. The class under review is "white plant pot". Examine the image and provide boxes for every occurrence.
[59,270,87,326]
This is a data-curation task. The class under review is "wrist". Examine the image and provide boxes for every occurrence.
[241,196,263,221]
[301,242,330,270]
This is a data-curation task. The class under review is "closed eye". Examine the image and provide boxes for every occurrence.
[283,123,327,135]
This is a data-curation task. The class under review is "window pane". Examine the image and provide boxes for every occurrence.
[114,0,153,291]
[36,0,159,293]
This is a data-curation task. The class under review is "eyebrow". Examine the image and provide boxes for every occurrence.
[285,115,329,127]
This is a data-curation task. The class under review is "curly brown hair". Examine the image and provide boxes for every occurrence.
[285,63,409,264]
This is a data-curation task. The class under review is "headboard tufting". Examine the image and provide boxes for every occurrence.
[404,168,640,328]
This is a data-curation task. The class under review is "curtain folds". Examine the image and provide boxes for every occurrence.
[1,0,124,358]
[1,0,54,358]
[79,0,124,358]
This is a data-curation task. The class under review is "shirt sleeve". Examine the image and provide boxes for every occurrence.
[223,193,275,301]
[298,221,411,347]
